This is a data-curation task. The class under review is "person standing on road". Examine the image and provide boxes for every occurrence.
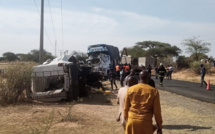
[124,70,163,134]
[116,76,138,130]
[200,64,207,87]
[158,63,166,86]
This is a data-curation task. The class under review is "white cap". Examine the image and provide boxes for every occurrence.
[160,63,163,66]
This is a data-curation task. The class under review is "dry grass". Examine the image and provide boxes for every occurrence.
[0,62,10,69]
[173,67,215,85]
[0,81,215,134]
[0,93,121,134]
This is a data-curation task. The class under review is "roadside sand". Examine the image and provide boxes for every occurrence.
[0,80,215,134]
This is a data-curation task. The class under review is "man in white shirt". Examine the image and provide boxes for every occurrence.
[116,76,138,130]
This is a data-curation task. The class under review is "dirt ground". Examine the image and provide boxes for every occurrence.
[0,80,215,134]
[0,69,215,134]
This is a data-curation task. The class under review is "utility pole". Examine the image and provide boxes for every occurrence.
[55,40,57,57]
[39,0,44,64]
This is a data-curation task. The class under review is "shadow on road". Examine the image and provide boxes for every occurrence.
[163,125,212,131]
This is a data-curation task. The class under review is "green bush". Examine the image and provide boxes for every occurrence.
[190,61,211,75]
[176,56,190,69]
[0,62,36,105]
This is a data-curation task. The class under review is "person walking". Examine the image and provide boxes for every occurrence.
[124,70,163,134]
[116,76,138,131]
[124,69,138,86]
[142,67,156,88]
[200,64,207,87]
[158,63,166,86]
[169,65,173,80]
[155,65,159,79]
[147,64,152,78]
[166,65,170,80]
[108,69,118,90]
[115,64,120,81]
[120,64,126,87]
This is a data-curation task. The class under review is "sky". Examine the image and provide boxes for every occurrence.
[0,0,215,58]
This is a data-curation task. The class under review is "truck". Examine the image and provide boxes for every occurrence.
[30,54,103,102]
[120,48,155,75]
[86,44,120,79]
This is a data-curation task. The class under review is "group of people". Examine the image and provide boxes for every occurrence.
[155,63,207,88]
[109,63,131,91]
[112,63,178,134]
[109,63,172,90]
[116,68,163,134]
[110,62,209,134]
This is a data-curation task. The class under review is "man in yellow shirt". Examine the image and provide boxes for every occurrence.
[124,70,163,134]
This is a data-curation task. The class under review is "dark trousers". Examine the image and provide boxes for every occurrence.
[120,75,125,87]
[116,71,120,80]
[155,73,158,79]
[159,77,164,84]
[169,71,172,80]
[201,75,207,86]
[110,78,117,90]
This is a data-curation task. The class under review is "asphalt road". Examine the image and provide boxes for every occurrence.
[153,78,215,104]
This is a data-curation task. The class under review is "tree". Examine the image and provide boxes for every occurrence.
[136,41,181,66]
[29,49,55,63]
[182,37,211,61]
[16,53,29,61]
[189,53,208,61]
[176,56,190,69]
[125,45,145,57]
[2,52,18,61]
[16,50,55,63]
[0,57,4,61]
[208,56,215,62]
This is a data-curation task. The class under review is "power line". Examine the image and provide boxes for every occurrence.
[33,0,40,13]
[33,0,55,51]
[47,0,57,40]
[61,0,64,50]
